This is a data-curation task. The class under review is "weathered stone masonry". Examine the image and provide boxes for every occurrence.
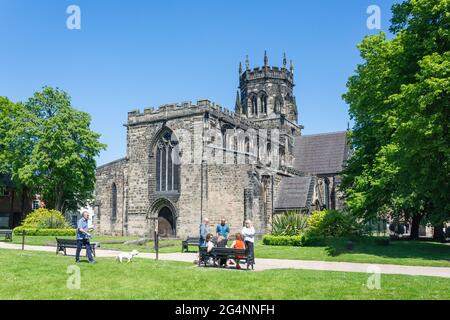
[94,54,349,238]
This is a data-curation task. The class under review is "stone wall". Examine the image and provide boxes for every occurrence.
[95,158,127,235]
[95,99,318,238]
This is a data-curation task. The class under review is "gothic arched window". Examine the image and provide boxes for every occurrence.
[155,131,180,192]
[251,96,258,115]
[260,94,268,114]
[111,183,117,221]
[274,97,283,114]
[244,137,250,164]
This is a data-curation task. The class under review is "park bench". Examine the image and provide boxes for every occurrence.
[56,238,97,257]
[181,237,200,252]
[0,229,12,242]
[198,246,254,270]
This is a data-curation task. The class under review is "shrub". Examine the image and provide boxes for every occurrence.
[306,210,365,238]
[13,227,76,236]
[263,234,306,247]
[271,211,308,236]
[21,208,70,229]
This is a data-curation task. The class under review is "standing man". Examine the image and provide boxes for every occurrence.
[199,217,209,247]
[76,211,96,264]
[216,218,230,245]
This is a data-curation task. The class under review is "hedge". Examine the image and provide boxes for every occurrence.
[262,235,306,247]
[13,227,76,236]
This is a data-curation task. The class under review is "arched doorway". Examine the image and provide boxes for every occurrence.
[158,206,176,237]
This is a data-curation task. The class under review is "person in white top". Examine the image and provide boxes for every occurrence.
[241,219,255,265]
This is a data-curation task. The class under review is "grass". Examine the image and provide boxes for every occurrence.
[0,249,449,300]
[8,235,450,267]
[255,237,450,268]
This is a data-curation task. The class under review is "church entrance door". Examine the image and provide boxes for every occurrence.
[158,206,176,237]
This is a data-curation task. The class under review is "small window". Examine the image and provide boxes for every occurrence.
[0,213,9,228]
[32,200,40,211]
[111,183,117,221]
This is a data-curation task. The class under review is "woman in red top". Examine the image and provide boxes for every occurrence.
[228,233,246,269]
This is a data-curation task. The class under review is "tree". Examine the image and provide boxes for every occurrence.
[341,0,449,239]
[0,87,106,212]
[0,97,35,206]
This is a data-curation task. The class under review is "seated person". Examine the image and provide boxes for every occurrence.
[227,233,246,269]
[216,235,227,267]
[198,233,216,266]
[206,233,215,253]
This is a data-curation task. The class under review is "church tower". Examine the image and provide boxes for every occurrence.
[236,52,303,168]
[237,52,300,130]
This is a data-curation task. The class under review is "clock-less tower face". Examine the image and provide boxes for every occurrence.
[237,54,298,125]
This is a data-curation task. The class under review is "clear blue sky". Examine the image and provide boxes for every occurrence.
[0,0,399,166]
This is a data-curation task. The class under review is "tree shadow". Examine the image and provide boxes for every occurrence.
[323,237,450,263]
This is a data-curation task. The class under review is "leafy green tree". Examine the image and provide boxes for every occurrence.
[342,0,449,239]
[0,87,106,212]
[0,97,34,203]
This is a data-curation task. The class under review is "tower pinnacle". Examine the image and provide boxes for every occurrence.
[264,50,268,67]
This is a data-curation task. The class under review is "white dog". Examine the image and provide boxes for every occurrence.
[116,250,139,263]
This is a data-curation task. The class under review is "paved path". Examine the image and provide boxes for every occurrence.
[1,242,449,278]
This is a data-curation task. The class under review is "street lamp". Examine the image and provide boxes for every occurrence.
[148,217,159,261]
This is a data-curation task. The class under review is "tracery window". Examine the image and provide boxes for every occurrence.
[156,131,179,192]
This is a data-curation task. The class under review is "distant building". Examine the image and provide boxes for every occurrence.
[94,53,350,238]
[0,175,33,229]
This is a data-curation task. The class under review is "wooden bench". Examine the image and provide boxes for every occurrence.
[181,237,200,252]
[198,246,254,270]
[56,238,97,257]
[0,229,13,242]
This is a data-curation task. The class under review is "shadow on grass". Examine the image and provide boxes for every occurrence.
[322,237,450,263]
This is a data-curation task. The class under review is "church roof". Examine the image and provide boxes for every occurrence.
[293,131,350,175]
[274,176,315,211]
[274,131,350,212]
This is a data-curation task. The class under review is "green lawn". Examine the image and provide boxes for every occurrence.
[0,249,449,300]
[255,238,450,268]
[8,235,450,267]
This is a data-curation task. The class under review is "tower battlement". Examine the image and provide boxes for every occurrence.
[240,65,294,85]
[127,99,253,128]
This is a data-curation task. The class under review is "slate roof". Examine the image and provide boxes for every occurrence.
[274,176,315,211]
[274,131,350,211]
[293,131,349,175]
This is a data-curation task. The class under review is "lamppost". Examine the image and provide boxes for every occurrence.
[148,216,159,261]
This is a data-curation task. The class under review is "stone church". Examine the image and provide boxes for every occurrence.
[94,53,350,238]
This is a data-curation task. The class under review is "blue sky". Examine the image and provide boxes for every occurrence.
[0,0,399,165]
